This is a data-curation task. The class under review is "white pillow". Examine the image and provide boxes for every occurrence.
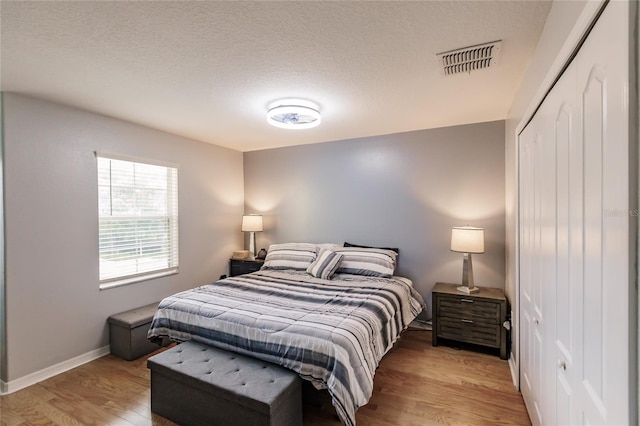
[316,243,343,250]
[261,243,318,271]
[306,248,344,279]
[333,247,397,278]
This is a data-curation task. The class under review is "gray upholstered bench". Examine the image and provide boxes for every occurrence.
[147,341,303,426]
[108,302,169,361]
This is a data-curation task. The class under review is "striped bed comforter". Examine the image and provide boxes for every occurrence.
[147,269,425,425]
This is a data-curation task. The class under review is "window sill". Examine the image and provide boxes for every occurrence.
[99,268,178,290]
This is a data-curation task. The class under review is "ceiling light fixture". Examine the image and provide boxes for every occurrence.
[266,99,321,129]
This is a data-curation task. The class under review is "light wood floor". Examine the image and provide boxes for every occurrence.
[0,330,530,425]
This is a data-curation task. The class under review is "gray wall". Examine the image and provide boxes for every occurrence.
[3,93,244,381]
[244,120,505,313]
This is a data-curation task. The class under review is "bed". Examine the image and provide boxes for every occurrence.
[147,243,425,426]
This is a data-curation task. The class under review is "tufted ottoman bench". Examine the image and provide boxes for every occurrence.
[147,341,303,426]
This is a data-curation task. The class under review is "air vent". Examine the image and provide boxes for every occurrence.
[437,40,501,76]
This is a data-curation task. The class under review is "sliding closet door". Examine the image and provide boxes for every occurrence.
[519,113,547,426]
[548,60,581,426]
[574,1,629,423]
[519,2,630,424]
[520,82,561,426]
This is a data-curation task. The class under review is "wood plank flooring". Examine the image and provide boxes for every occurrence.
[0,330,530,425]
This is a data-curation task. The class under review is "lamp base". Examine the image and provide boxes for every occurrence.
[457,285,480,294]
[248,231,256,260]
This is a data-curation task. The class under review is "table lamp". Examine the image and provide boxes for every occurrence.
[450,226,485,294]
[242,215,263,260]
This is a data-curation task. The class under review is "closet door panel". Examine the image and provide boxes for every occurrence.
[576,1,628,424]
[537,95,559,426]
[519,122,544,426]
[581,65,606,416]
[566,103,585,424]
[518,125,533,414]
[531,132,545,425]
[551,60,579,425]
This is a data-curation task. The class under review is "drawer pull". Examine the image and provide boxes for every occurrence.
[461,319,474,324]
[460,299,474,303]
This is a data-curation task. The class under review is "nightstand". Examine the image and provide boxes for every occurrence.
[432,282,508,359]
[229,259,264,277]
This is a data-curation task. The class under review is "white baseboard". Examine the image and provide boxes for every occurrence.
[0,345,110,395]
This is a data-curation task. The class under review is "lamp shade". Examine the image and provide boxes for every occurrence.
[451,226,485,254]
[241,215,263,232]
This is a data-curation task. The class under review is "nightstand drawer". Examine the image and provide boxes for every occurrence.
[437,317,501,347]
[438,297,501,324]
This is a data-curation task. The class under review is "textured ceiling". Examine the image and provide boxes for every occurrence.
[1,1,551,152]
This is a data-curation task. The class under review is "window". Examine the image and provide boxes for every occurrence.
[97,154,178,289]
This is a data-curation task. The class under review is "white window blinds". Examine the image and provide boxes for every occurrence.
[97,154,178,287]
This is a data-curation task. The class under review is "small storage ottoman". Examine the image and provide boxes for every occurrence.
[108,302,168,361]
[147,341,303,426]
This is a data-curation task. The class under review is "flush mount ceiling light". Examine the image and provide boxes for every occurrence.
[266,99,321,129]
